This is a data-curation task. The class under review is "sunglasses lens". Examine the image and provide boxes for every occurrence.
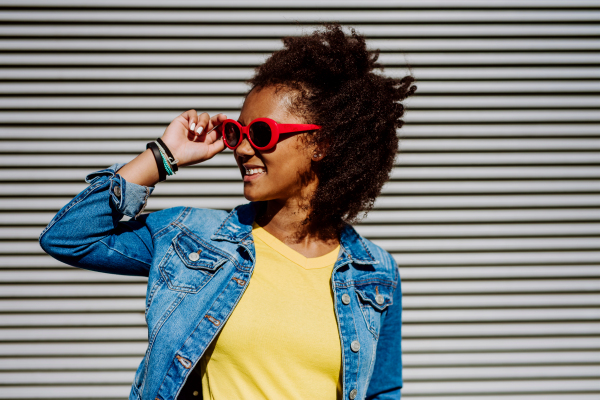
[224,122,240,147]
[249,121,272,148]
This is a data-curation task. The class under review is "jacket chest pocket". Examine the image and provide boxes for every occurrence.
[159,232,227,293]
[354,283,394,338]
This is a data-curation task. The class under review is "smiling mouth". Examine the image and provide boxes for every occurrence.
[244,166,266,176]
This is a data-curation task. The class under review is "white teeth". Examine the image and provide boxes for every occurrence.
[244,167,265,176]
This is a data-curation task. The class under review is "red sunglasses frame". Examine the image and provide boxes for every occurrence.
[219,118,321,150]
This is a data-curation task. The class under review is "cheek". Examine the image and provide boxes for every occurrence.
[266,147,311,178]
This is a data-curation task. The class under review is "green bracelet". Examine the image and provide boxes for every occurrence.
[155,141,175,176]
[162,155,174,175]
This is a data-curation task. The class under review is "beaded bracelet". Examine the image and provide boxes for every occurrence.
[154,140,178,176]
[154,139,179,176]
[156,144,173,176]
[156,137,178,172]
[146,139,179,181]
[146,142,167,182]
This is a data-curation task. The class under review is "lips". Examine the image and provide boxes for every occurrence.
[241,164,267,182]
[242,164,266,179]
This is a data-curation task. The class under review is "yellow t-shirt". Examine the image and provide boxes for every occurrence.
[198,222,342,399]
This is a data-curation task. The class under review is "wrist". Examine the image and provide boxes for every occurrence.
[156,138,179,172]
[147,139,179,181]
[146,142,168,182]
[118,149,160,187]
[159,136,183,166]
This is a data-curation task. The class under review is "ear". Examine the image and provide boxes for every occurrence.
[311,138,330,162]
[309,142,326,162]
[311,151,325,162]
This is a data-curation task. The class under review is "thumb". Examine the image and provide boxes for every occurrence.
[204,135,226,159]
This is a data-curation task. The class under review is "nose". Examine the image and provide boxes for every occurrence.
[235,136,255,157]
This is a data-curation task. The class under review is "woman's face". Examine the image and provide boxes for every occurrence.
[234,85,317,203]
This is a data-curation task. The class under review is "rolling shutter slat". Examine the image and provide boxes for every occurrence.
[0,1,598,399]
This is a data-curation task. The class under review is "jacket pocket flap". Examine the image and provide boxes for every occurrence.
[173,233,226,271]
[355,283,394,311]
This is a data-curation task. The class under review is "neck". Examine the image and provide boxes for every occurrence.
[254,194,340,258]
[256,198,310,244]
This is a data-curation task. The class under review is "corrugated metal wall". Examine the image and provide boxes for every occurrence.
[1,1,599,398]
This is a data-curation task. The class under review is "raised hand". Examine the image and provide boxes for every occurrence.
[160,110,228,168]
[117,110,228,187]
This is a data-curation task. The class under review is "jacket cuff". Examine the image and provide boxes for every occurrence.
[85,163,155,219]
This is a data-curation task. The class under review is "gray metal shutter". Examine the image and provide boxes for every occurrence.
[1,1,599,398]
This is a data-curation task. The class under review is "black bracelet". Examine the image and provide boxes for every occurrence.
[156,137,178,172]
[146,142,167,182]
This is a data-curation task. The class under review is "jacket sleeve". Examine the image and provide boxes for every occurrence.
[365,254,403,400]
[38,163,155,277]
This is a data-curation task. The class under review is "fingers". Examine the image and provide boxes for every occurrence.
[211,113,228,126]
[204,113,225,132]
[187,112,227,160]
[182,109,199,133]
[195,112,210,136]
[181,110,227,145]
[205,113,228,143]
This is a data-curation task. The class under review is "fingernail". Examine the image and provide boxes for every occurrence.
[190,122,196,131]
[197,126,203,134]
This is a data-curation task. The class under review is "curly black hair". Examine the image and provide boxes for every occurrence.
[248,23,417,240]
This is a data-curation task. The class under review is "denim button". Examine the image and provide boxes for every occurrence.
[351,340,360,352]
[113,186,121,198]
[341,294,351,305]
[349,388,358,399]
[192,391,199,396]
[375,294,384,305]
[188,252,200,261]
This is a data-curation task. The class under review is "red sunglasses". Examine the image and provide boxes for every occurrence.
[214,118,321,150]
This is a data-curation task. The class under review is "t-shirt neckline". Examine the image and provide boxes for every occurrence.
[251,222,340,270]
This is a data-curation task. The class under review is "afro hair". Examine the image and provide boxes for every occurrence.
[248,23,417,240]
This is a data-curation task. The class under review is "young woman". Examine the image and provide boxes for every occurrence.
[39,24,416,400]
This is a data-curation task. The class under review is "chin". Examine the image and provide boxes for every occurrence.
[243,188,264,202]
[243,186,276,203]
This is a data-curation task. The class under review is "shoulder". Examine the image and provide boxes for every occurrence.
[353,231,400,287]
[135,206,230,237]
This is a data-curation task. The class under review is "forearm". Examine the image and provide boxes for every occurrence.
[38,110,226,276]
[117,148,161,187]
[39,163,154,276]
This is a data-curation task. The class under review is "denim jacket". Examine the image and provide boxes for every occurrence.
[38,163,403,400]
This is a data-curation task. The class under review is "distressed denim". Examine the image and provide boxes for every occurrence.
[39,163,403,400]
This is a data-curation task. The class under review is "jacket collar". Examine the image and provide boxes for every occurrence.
[211,202,379,265]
